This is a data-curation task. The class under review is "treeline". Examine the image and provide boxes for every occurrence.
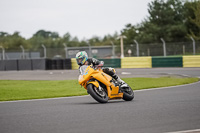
[0,0,199,50]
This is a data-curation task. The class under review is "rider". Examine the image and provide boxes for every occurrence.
[76,51,127,86]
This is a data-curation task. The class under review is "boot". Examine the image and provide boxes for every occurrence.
[113,74,128,87]
[116,77,125,84]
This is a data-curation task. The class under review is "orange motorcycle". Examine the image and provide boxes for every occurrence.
[78,65,134,103]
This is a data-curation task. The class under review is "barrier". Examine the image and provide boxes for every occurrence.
[1,59,72,71]
[46,59,52,70]
[183,56,200,67]
[51,59,57,69]
[0,61,5,71]
[5,60,18,71]
[63,59,72,69]
[52,59,63,70]
[121,57,152,68]
[71,58,121,69]
[1,55,199,71]
[152,57,183,67]
[18,59,32,70]
[71,58,79,70]
[32,59,47,70]
[99,58,121,68]
[57,59,64,69]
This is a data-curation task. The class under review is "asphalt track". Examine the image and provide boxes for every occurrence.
[0,68,200,133]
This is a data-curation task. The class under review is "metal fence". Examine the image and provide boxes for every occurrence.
[122,41,200,57]
[0,46,113,60]
[0,41,199,60]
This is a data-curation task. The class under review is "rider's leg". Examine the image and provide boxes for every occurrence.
[102,67,126,84]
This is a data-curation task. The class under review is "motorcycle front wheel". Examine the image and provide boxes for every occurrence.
[87,84,108,103]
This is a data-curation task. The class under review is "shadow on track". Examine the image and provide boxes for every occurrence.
[73,99,134,105]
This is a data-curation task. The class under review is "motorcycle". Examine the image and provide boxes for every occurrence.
[78,64,134,103]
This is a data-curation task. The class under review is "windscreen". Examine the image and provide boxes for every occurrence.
[79,65,89,75]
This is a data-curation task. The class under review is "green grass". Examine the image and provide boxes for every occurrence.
[0,77,199,101]
[125,77,199,90]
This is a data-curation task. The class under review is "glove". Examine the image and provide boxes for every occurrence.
[98,61,104,66]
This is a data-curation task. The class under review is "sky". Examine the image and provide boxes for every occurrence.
[0,0,153,39]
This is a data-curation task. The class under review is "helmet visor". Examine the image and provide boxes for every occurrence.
[77,58,83,64]
[76,57,85,65]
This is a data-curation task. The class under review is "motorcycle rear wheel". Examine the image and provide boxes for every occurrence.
[122,86,134,101]
[87,84,108,103]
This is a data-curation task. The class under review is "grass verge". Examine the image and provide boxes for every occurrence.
[0,77,199,101]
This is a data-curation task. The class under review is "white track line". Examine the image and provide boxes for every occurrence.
[135,80,200,92]
[0,80,200,104]
[165,129,200,133]
[0,95,89,103]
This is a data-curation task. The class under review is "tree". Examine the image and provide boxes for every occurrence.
[185,0,200,40]
[121,0,188,44]
[33,30,52,38]
[121,24,139,45]
[0,32,30,49]
[0,32,8,37]
[28,30,62,49]
[146,0,187,42]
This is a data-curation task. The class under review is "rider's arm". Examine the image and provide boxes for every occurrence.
[91,58,100,66]
[87,58,104,67]
[91,58,104,67]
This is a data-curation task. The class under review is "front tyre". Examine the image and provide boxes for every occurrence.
[122,86,134,101]
[87,84,108,103]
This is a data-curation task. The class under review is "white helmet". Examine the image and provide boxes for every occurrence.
[75,51,88,65]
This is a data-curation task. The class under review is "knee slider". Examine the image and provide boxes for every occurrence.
[108,68,116,74]
[103,67,115,76]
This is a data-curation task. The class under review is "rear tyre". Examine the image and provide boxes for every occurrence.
[122,86,134,101]
[87,84,108,103]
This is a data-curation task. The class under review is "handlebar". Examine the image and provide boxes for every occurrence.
[94,61,104,70]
